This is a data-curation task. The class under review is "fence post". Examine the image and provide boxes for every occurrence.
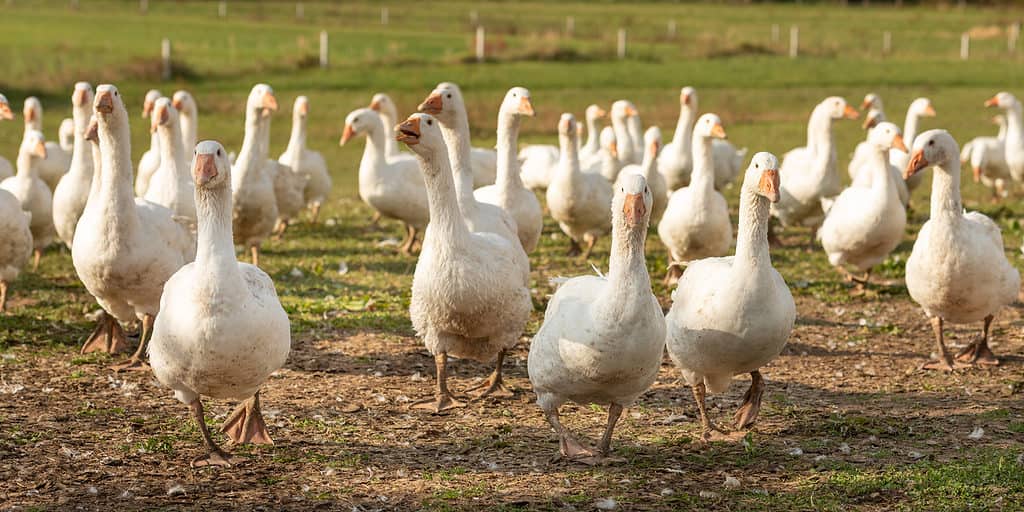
[295,3,303,20]
[319,30,329,69]
[883,31,891,55]
[789,25,799,58]
[161,38,171,81]
[1009,23,1020,53]
[475,26,485,62]
[961,32,970,60]
[668,20,676,39]
[771,23,779,44]
[381,7,389,25]
[140,0,147,14]
[617,28,626,59]
[566,16,574,38]
[469,10,478,27]
[218,1,226,18]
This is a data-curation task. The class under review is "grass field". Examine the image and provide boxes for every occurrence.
[1,1,1024,511]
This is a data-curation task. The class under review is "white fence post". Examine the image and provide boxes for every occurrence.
[566,16,574,37]
[475,26,485,62]
[1009,23,1020,53]
[295,3,303,20]
[140,0,147,14]
[771,23,779,44]
[469,10,478,26]
[668,20,676,39]
[617,28,626,59]
[789,25,799,59]
[381,7,389,25]
[961,32,970,60]
[319,30,328,69]
[218,1,226,18]
[883,31,891,55]
[161,38,171,81]
[70,0,78,10]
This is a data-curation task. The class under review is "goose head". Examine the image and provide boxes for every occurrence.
[94,84,129,129]
[611,100,637,121]
[340,108,380,145]
[247,84,278,119]
[680,86,697,108]
[171,90,196,115]
[822,96,858,120]
[396,113,444,166]
[21,130,47,160]
[984,91,1019,110]
[22,97,42,125]
[192,140,232,188]
[292,95,309,120]
[72,82,94,110]
[643,126,661,158]
[743,152,780,203]
[909,97,936,118]
[867,121,907,153]
[0,94,12,120]
[694,113,727,140]
[418,82,463,125]
[142,89,162,118]
[558,113,578,147]
[860,93,882,112]
[614,173,652,229]
[862,109,884,130]
[904,129,957,180]
[85,117,99,143]
[585,104,607,122]
[58,118,74,148]
[600,126,617,158]
[150,97,179,134]
[369,93,396,117]
[500,87,534,117]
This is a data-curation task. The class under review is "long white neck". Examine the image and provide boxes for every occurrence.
[285,113,306,158]
[867,144,894,200]
[554,131,582,191]
[903,109,922,144]
[359,118,388,171]
[690,132,715,196]
[68,107,93,179]
[194,181,245,295]
[96,115,139,231]
[379,108,400,158]
[582,114,601,154]
[232,111,267,191]
[438,109,476,217]
[612,115,635,163]
[600,215,652,319]
[734,186,771,273]
[929,156,962,223]
[157,122,187,179]
[15,151,38,179]
[148,128,160,155]
[87,140,102,202]
[671,104,696,148]
[807,107,837,181]
[180,107,198,152]
[418,148,469,248]
[1005,102,1024,150]
[495,112,523,195]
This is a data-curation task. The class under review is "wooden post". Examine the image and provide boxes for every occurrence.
[771,24,779,44]
[668,20,676,39]
[295,3,303,20]
[70,0,79,10]
[469,9,478,26]
[961,32,970,60]
[161,38,171,81]
[140,0,147,14]
[883,31,891,55]
[319,30,328,69]
[617,28,626,59]
[218,1,226,18]
[475,26,485,62]
[381,7,389,25]
[1009,23,1020,53]
[566,16,574,37]
[789,25,798,58]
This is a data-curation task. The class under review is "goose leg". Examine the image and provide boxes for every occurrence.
[272,219,289,240]
[111,313,153,372]
[566,238,582,257]
[0,281,7,313]
[466,349,514,399]
[922,316,969,371]
[399,223,416,255]
[250,244,260,267]
[692,382,727,442]
[596,403,624,456]
[189,399,244,468]
[369,211,382,229]
[80,311,130,354]
[411,352,466,413]
[955,314,999,366]
[580,234,597,260]
[222,391,274,445]
[543,407,595,461]
[310,202,322,224]
[733,371,766,429]
[32,249,41,272]
[663,262,683,286]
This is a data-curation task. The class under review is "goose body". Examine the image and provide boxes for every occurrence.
[21,97,70,191]
[143,97,196,221]
[52,82,95,248]
[615,126,666,223]
[171,90,198,153]
[279,96,331,222]
[0,188,32,311]
[231,84,279,265]
[520,104,606,191]
[986,92,1024,183]
[963,115,1009,197]
[0,94,13,180]
[135,89,163,196]
[1,131,54,260]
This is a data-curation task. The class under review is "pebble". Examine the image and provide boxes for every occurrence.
[167,484,186,496]
[788,447,803,456]
[723,476,741,489]
[968,427,984,440]
[594,498,618,510]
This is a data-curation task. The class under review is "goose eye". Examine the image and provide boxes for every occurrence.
[645,186,649,193]
[217,149,222,157]
[928,140,934,146]
[755,163,759,169]
[427,119,433,126]
[446,94,452,99]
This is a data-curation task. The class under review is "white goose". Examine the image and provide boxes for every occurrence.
[963,114,1010,199]
[419,83,497,188]
[135,89,163,196]
[231,84,279,265]
[150,141,290,467]
[985,92,1024,183]
[279,96,332,223]
[144,98,196,221]
[616,126,666,223]
[890,97,937,193]
[625,100,644,160]
[520,105,607,189]
[771,96,858,240]
[903,129,1020,371]
[171,90,198,153]
[847,96,887,183]
[52,82,95,249]
[0,94,14,180]
[658,114,732,284]
[584,126,622,182]
[369,92,410,162]
[665,152,794,441]
[578,104,607,163]
[57,118,74,155]
[848,111,910,207]
[658,87,697,190]
[610,100,638,166]
[473,87,543,253]
[21,97,70,191]
[418,83,521,247]
[819,122,907,291]
[73,84,195,366]
[341,107,429,254]
[1,130,53,270]
[0,188,31,312]
[529,173,664,462]
[547,113,613,258]
[398,113,532,412]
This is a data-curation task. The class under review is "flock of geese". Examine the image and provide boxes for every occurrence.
[0,80,1020,467]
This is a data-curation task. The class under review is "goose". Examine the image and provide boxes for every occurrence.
[528,173,664,462]
[52,82,95,249]
[418,83,521,247]
[279,96,332,223]
[615,126,666,223]
[0,94,14,180]
[665,152,794,441]
[149,140,290,467]
[985,92,1024,183]
[578,105,607,163]
[0,188,31,312]
[341,107,429,254]
[962,115,1010,199]
[771,96,858,242]
[398,113,532,412]
[73,85,194,367]
[134,89,163,196]
[658,87,697,190]
[848,93,888,182]
[368,92,409,162]
[848,111,910,207]
[658,114,732,284]
[231,84,280,265]
[903,130,1020,371]
[610,100,639,166]
[583,126,622,182]
[57,118,74,154]
[22,97,70,191]
[473,87,543,253]
[547,113,613,258]
[890,97,937,193]
[818,122,907,292]
[143,98,196,221]
[1,130,53,270]
[171,90,198,153]
[520,105,607,189]
[625,101,644,160]
[418,83,498,189]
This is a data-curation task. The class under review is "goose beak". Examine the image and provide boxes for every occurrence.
[973,166,982,183]
[649,140,660,156]
[843,105,860,119]
[862,115,879,130]
[418,93,443,115]
[681,93,691,105]
[904,150,929,179]
[859,98,872,110]
[339,123,355,146]
[369,98,382,111]
[73,88,88,107]
[194,153,218,186]
[596,107,607,118]
[891,134,908,153]
[171,97,183,110]
[984,96,999,108]
[395,117,421,146]
[923,104,937,117]
[0,104,12,120]
[23,106,36,122]
[518,96,535,116]
[261,93,278,117]
[34,141,47,159]
[609,141,618,159]
[625,105,638,117]
[298,101,308,116]
[85,119,98,142]
[759,169,780,203]
[95,91,114,114]
[142,100,154,118]
[623,192,646,225]
[150,105,168,134]
[711,123,727,139]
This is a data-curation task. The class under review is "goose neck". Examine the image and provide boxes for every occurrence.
[903,110,921,144]
[734,187,771,271]
[602,222,652,316]
[582,115,601,153]
[287,114,307,154]
[690,134,715,194]
[418,149,469,245]
[929,158,962,222]
[438,117,476,210]
[195,184,245,292]
[69,109,93,178]
[671,105,695,147]
[96,117,138,224]
[495,113,523,193]
[1004,103,1024,145]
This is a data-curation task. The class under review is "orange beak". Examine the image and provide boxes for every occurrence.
[339,123,355,146]
[0,104,12,120]
[34,141,47,158]
[171,97,183,110]
[150,105,168,133]
[759,169,780,203]
[298,101,308,116]
[860,98,872,110]
[624,105,638,116]
[418,93,443,115]
[193,153,218,186]
[95,91,114,114]
[904,150,929,179]
[923,104,936,117]
[609,141,618,158]
[843,105,860,120]
[23,106,36,122]
[369,98,382,111]
[862,115,879,130]
[984,96,999,108]
[73,88,88,107]
[648,140,660,156]
[711,123,727,139]
[262,92,278,116]
[623,192,646,225]
[973,166,982,183]
[891,134,908,153]
[85,118,98,142]
[395,116,421,146]
[518,96,535,116]
[595,107,607,118]
[142,99,154,118]
[681,93,691,105]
